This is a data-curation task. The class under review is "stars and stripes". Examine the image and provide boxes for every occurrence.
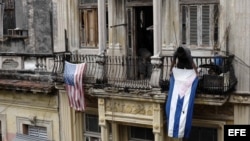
[63,61,87,111]
[166,68,199,138]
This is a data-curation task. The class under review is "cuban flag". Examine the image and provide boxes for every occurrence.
[166,68,199,138]
[63,61,87,111]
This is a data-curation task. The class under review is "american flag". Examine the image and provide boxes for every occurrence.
[63,61,87,111]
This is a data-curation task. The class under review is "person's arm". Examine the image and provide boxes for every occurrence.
[192,61,199,76]
[169,59,176,75]
[185,48,199,76]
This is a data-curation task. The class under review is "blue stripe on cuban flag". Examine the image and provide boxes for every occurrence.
[166,68,199,138]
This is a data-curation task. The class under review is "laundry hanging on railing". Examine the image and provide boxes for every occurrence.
[165,68,199,139]
[63,61,87,111]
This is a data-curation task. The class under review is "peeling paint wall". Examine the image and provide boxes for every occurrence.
[226,0,250,93]
[0,0,54,54]
[0,90,60,141]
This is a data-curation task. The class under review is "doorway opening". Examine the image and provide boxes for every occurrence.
[135,6,153,58]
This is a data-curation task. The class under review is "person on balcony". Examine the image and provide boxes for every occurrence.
[169,46,199,76]
[166,46,199,141]
[138,47,152,79]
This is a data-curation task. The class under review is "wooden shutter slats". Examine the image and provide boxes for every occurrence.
[202,5,210,45]
[182,4,218,47]
[190,6,198,45]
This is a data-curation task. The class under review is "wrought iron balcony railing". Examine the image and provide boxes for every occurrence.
[104,55,152,90]
[0,52,237,95]
[52,53,99,85]
[52,53,237,95]
[161,55,238,95]
[52,53,152,90]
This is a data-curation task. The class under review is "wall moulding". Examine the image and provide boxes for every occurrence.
[229,94,250,104]
[105,99,153,116]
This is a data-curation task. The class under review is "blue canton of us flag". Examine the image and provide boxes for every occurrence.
[63,61,87,111]
[64,62,77,85]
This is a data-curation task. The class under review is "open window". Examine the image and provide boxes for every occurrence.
[1,0,29,39]
[2,0,15,38]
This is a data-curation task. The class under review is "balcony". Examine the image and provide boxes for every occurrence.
[0,52,237,104]
[0,53,55,94]
[52,53,237,100]
[52,53,152,91]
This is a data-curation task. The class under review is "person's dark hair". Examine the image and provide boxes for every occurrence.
[176,46,185,57]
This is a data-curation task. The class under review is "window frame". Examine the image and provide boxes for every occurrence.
[16,117,53,140]
[2,0,16,37]
[128,126,154,141]
[192,119,225,141]
[83,113,101,141]
[180,0,219,48]
[79,8,98,48]
[188,126,218,141]
[23,124,48,139]
[78,1,108,49]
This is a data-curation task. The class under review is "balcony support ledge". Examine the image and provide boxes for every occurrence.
[195,94,229,106]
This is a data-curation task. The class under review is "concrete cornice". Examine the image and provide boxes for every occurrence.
[89,88,166,103]
[229,93,250,104]
[194,94,229,106]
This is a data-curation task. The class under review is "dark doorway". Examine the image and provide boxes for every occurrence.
[135,6,153,57]
[188,126,218,141]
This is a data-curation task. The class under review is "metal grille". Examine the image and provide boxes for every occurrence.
[14,133,52,141]
[104,56,152,90]
[28,125,48,140]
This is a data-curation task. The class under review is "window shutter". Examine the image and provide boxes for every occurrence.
[14,133,52,141]
[181,3,219,48]
[190,6,198,45]
[81,9,98,47]
[202,5,210,45]
[181,6,187,44]
[28,126,48,139]
[80,11,85,46]
[0,3,4,38]
[213,4,219,45]
[85,9,98,47]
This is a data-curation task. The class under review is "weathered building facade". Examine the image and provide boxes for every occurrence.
[0,0,58,141]
[0,0,249,141]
